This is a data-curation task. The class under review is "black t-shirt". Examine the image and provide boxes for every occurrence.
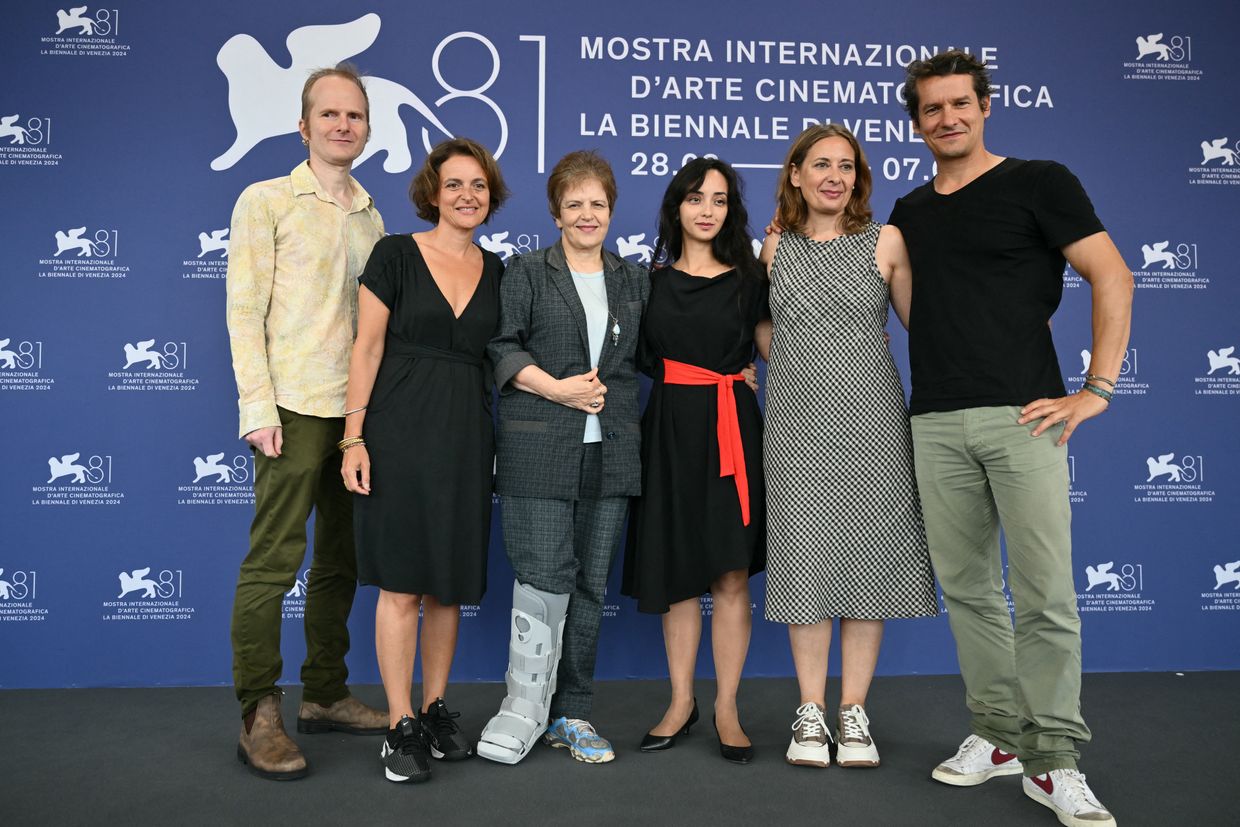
[888,158,1104,415]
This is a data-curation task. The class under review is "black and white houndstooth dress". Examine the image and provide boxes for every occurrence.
[763,224,938,623]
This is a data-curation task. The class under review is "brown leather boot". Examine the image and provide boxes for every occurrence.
[297,694,388,735]
[237,693,308,780]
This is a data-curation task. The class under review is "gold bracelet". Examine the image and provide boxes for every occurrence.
[336,436,366,452]
[343,405,367,416]
[1085,374,1116,388]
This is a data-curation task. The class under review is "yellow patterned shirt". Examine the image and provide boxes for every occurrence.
[226,161,385,437]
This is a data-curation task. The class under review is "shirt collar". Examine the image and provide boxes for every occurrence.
[290,160,374,213]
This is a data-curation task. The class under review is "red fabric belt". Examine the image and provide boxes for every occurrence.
[660,358,750,526]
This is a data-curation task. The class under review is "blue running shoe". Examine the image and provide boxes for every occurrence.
[542,717,615,763]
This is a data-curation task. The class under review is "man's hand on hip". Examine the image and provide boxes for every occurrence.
[1018,391,1109,446]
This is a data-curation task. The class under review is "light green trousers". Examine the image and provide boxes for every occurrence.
[912,406,1090,775]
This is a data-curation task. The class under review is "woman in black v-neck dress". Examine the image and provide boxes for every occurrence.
[352,234,501,600]
[341,139,507,780]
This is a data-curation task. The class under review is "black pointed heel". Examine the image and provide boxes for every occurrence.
[639,698,699,752]
[713,714,754,764]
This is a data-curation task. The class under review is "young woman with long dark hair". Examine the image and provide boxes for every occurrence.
[623,157,768,764]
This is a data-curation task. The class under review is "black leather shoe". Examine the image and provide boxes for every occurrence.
[639,699,699,752]
[714,715,754,764]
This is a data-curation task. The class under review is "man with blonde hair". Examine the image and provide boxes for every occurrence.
[227,64,387,780]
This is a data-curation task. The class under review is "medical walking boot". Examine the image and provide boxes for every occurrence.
[476,580,569,764]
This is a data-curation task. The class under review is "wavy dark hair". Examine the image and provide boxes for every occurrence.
[903,49,993,123]
[652,157,760,281]
[408,137,509,225]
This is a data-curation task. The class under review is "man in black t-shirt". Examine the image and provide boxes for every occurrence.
[888,51,1132,827]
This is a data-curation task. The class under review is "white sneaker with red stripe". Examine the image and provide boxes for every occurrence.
[1023,769,1116,827]
[931,734,1023,786]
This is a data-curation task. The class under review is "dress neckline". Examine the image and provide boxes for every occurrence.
[800,222,877,246]
[669,266,736,281]
[408,235,486,321]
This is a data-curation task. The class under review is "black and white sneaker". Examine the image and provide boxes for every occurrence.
[381,716,431,783]
[420,698,473,761]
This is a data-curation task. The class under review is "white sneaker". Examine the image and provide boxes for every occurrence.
[931,734,1023,786]
[1023,769,1116,827]
[785,702,831,767]
[835,704,880,767]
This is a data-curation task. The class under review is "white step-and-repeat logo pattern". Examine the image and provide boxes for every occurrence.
[2,2,1237,687]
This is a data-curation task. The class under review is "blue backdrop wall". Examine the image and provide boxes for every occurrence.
[2,0,1238,688]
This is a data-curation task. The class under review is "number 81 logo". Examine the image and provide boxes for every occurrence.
[0,569,37,600]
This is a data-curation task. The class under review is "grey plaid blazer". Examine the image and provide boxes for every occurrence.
[488,240,650,499]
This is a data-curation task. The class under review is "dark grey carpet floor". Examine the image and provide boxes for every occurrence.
[2,672,1235,826]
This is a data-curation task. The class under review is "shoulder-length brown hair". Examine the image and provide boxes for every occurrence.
[774,124,873,237]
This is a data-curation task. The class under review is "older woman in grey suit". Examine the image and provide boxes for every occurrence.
[478,151,649,765]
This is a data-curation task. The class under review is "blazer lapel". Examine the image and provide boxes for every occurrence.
[546,242,591,357]
[600,251,627,372]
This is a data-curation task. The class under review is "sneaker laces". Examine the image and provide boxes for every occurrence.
[394,719,423,755]
[564,718,598,739]
[429,702,462,737]
[838,705,870,742]
[791,702,831,742]
[1047,769,1106,812]
[948,734,989,764]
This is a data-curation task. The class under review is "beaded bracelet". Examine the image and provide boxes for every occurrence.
[1085,374,1116,388]
[1082,383,1113,403]
[337,436,366,452]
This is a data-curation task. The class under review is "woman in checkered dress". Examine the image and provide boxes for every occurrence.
[757,125,938,770]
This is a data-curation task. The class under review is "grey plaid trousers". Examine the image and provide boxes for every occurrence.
[500,446,628,719]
